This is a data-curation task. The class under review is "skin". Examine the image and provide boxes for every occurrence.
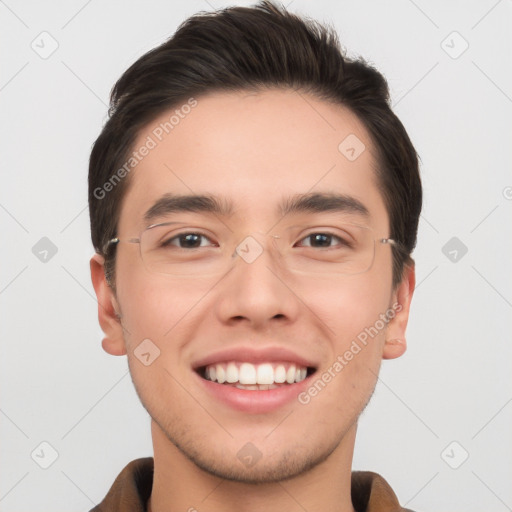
[91,88,415,512]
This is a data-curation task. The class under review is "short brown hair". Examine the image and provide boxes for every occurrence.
[89,0,422,287]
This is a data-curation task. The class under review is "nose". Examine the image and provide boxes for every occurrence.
[213,233,301,330]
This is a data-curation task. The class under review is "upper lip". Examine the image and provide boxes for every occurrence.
[192,346,319,370]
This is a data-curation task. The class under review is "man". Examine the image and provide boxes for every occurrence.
[89,1,421,511]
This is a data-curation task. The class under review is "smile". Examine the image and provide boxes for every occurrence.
[200,361,312,389]
[192,346,318,413]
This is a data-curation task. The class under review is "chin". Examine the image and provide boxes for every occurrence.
[153,413,343,484]
[176,441,334,484]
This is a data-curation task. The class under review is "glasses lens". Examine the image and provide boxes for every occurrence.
[273,224,376,275]
[140,225,229,276]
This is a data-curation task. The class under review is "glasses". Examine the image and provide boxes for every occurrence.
[105,220,402,277]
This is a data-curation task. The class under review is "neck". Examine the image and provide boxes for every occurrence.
[147,420,357,512]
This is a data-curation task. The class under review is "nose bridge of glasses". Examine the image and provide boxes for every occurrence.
[231,230,284,266]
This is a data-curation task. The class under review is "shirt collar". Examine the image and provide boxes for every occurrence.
[91,457,413,512]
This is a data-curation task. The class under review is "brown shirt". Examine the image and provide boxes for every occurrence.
[90,458,414,512]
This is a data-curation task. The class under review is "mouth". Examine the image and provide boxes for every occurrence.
[191,347,319,413]
[196,361,317,390]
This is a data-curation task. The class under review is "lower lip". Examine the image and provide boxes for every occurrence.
[195,371,314,414]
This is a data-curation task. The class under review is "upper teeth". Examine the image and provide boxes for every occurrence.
[204,362,308,385]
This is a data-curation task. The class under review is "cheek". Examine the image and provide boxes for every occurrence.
[299,274,391,398]
[315,279,389,390]
[294,278,389,432]
[300,273,391,342]
[114,267,211,411]
[114,253,215,347]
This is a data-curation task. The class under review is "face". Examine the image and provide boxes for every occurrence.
[91,88,414,483]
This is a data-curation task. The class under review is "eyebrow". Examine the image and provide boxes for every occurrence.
[144,192,369,224]
[144,193,233,224]
[279,192,369,218]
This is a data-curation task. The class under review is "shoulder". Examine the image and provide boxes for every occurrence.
[89,457,154,512]
[351,470,415,512]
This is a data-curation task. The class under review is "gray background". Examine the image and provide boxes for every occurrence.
[1,0,511,510]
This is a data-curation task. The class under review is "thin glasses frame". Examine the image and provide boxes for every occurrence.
[104,220,404,277]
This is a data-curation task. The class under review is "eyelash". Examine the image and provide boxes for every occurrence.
[163,231,350,249]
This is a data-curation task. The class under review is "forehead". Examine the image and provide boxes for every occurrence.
[117,88,388,233]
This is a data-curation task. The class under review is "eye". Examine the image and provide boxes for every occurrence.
[297,232,352,249]
[163,232,216,249]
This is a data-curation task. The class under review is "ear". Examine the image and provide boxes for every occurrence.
[90,253,127,356]
[382,263,415,360]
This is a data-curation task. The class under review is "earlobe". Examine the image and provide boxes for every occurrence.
[90,253,127,356]
[382,263,415,360]
[382,338,407,359]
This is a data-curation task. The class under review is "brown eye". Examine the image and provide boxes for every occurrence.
[298,233,351,249]
[308,234,332,247]
[163,233,214,249]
